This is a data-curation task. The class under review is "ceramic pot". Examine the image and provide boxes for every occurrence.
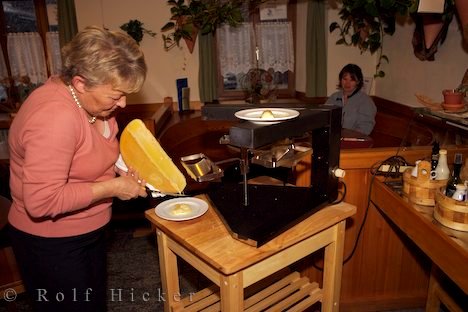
[442,89,464,104]
[177,16,198,53]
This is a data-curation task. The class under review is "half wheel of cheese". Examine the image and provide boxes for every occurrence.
[120,119,186,194]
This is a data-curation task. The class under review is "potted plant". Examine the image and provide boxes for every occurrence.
[329,0,419,78]
[442,84,467,105]
[161,0,267,53]
[120,19,156,45]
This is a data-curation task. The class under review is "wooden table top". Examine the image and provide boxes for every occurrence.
[371,178,468,293]
[145,194,356,275]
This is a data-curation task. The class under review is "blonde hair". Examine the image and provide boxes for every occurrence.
[61,26,147,93]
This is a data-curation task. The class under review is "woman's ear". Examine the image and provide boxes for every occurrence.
[70,76,86,94]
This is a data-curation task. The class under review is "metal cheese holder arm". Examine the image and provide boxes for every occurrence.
[181,103,343,247]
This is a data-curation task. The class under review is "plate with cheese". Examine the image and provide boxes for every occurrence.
[155,197,208,221]
[234,108,299,124]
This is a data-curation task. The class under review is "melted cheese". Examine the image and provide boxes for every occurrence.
[260,110,275,119]
[120,119,186,193]
[170,203,192,216]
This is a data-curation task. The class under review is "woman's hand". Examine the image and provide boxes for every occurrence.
[91,167,147,203]
[113,167,148,200]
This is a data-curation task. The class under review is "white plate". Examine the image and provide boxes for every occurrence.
[234,108,300,124]
[155,197,208,221]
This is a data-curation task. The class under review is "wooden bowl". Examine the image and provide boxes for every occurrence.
[435,187,468,231]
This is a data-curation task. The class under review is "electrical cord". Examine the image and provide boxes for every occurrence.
[311,156,405,271]
[344,155,412,263]
[340,115,422,262]
[311,115,420,271]
[331,180,347,205]
[371,155,411,178]
[311,133,417,271]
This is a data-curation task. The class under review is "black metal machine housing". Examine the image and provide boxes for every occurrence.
[201,103,342,247]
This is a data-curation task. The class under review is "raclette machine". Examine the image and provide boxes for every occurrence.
[184,104,343,247]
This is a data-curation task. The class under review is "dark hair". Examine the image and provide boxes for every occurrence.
[338,64,364,91]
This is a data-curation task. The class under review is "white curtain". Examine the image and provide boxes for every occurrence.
[7,32,48,84]
[46,31,62,76]
[217,22,294,77]
[217,23,256,77]
[256,21,294,73]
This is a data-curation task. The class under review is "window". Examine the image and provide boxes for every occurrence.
[0,0,60,109]
[216,0,296,101]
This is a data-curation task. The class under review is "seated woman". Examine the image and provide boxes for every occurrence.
[325,64,376,135]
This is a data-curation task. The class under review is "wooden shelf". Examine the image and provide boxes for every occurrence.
[174,272,322,312]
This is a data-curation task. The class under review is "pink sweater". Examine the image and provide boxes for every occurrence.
[8,78,119,237]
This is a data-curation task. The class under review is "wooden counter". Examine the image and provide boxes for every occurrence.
[371,178,467,311]
[371,178,468,293]
[295,146,468,311]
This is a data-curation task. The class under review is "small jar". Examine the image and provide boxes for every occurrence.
[451,184,467,201]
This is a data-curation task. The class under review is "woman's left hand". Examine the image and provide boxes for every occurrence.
[91,167,148,202]
[115,167,148,200]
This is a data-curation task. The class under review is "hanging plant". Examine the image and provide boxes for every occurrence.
[120,19,156,45]
[161,0,269,52]
[329,0,419,78]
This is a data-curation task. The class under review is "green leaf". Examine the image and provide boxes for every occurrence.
[364,3,379,17]
[329,22,339,32]
[369,41,380,53]
[336,38,346,45]
[380,0,395,10]
[351,32,360,45]
[374,70,385,78]
[161,22,175,32]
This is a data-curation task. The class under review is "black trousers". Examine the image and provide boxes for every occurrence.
[8,224,108,312]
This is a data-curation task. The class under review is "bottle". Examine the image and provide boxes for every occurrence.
[446,153,463,197]
[451,184,467,201]
[431,141,439,170]
[434,149,450,180]
[430,141,440,180]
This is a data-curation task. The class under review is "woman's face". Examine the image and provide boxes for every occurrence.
[82,84,127,118]
[340,73,358,95]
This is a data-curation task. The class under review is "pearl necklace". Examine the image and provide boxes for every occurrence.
[68,85,97,124]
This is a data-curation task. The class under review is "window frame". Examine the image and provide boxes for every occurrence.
[216,0,296,101]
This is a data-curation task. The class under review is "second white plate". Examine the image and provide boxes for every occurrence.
[235,108,300,124]
[155,197,208,221]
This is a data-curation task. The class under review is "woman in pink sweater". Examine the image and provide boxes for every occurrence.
[8,26,147,311]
